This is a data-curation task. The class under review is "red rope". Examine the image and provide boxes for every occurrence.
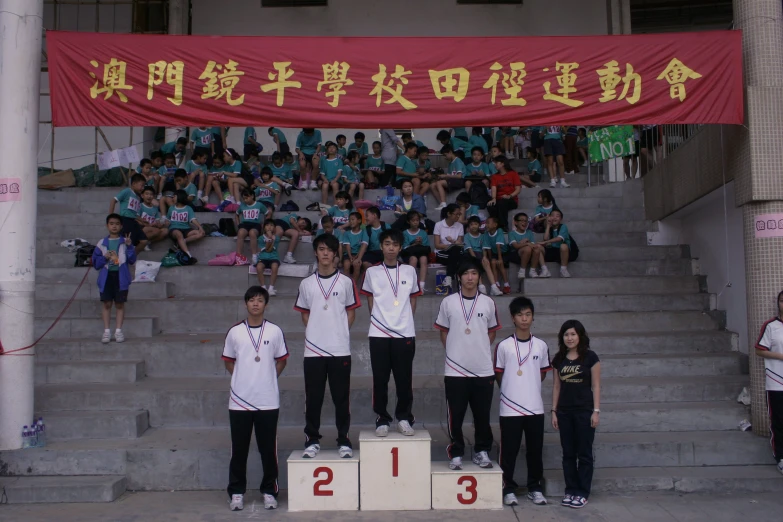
[0,267,91,356]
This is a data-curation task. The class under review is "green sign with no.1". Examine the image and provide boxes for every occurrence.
[588,125,635,163]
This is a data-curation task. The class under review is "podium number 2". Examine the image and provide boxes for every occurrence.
[390,447,399,477]
[313,467,334,496]
[457,476,477,505]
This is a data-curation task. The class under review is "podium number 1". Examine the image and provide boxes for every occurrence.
[457,476,477,505]
[390,447,399,477]
[313,467,334,496]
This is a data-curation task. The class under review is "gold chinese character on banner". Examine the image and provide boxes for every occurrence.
[656,58,702,102]
[260,61,302,107]
[543,62,584,108]
[89,58,133,102]
[369,64,417,110]
[147,60,184,106]
[482,62,527,106]
[317,61,354,108]
[596,60,641,105]
[429,67,470,102]
[199,60,245,106]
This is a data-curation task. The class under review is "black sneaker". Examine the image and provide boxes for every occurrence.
[284,185,292,196]
[306,202,321,212]
[561,494,574,506]
[569,496,588,509]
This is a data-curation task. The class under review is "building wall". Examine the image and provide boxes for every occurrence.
[649,181,748,352]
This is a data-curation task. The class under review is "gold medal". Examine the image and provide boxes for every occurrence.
[465,328,471,334]
[255,356,261,363]
[517,369,523,376]
[394,300,399,307]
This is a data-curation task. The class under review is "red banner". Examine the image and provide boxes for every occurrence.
[47,30,744,128]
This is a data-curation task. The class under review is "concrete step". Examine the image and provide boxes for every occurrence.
[522,276,702,295]
[36,281,174,300]
[0,475,126,503]
[35,360,146,384]
[34,317,158,339]
[543,466,783,496]
[576,244,689,262]
[38,410,150,441]
[35,376,747,428]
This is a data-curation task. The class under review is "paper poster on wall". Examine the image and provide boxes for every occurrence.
[119,146,140,164]
[588,125,635,163]
[97,150,121,170]
[754,213,783,238]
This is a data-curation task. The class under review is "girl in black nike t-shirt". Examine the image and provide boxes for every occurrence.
[551,320,601,510]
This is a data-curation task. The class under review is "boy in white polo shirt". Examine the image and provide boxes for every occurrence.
[294,234,361,459]
[494,296,551,507]
[754,289,783,475]
[360,229,422,437]
[222,286,289,512]
[434,256,501,471]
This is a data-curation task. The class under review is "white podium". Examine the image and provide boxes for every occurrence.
[358,430,432,511]
[286,450,360,512]
[430,461,503,510]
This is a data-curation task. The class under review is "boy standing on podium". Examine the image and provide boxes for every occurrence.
[361,229,422,437]
[434,257,501,471]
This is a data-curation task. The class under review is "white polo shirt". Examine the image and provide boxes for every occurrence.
[433,219,464,254]
[494,334,552,416]
[294,271,360,357]
[756,317,783,392]
[435,293,501,377]
[361,263,421,338]
[222,320,289,411]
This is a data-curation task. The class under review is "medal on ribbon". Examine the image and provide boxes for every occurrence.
[245,320,266,362]
[384,263,400,306]
[460,295,478,334]
[514,334,532,376]
[317,273,340,310]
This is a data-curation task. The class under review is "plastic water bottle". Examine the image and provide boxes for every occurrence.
[36,418,46,448]
[21,425,32,449]
[376,196,382,208]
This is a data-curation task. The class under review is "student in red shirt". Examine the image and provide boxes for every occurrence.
[488,155,522,231]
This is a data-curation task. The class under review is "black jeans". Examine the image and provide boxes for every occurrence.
[303,355,352,448]
[436,245,465,279]
[488,198,517,231]
[380,163,397,187]
[768,390,783,461]
[227,409,279,498]
[499,414,545,494]
[370,337,416,427]
[557,409,595,498]
[444,376,494,458]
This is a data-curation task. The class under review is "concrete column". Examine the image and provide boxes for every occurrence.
[164,0,188,145]
[0,0,43,450]
[606,0,631,35]
[733,0,783,435]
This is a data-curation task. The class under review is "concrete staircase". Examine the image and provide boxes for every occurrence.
[1,174,779,504]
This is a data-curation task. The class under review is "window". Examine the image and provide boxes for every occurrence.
[261,0,327,7]
[133,0,168,34]
[457,0,522,4]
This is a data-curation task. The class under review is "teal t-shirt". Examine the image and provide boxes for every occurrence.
[447,158,467,178]
[244,127,257,145]
[453,127,468,138]
[115,188,141,218]
[402,228,429,249]
[450,137,471,152]
[237,201,267,224]
[337,147,347,158]
[269,162,292,181]
[270,127,287,144]
[465,204,481,219]
[144,176,156,188]
[544,126,563,140]
[316,229,343,243]
[287,159,299,174]
[167,205,194,230]
[224,159,243,175]
[341,165,360,183]
[185,160,206,176]
[159,165,176,178]
[348,142,369,157]
[327,206,351,227]
[464,232,484,252]
[417,159,432,172]
[160,141,178,155]
[547,224,571,248]
[366,225,387,252]
[528,159,542,175]
[140,203,160,225]
[365,155,384,172]
[465,162,493,177]
[106,238,121,272]
[183,183,198,201]
[257,234,281,261]
[296,130,322,155]
[255,183,279,206]
[341,228,369,255]
[483,230,507,253]
[190,128,213,148]
[320,157,343,181]
[396,155,417,175]
[482,127,493,135]
[508,228,535,247]
[468,135,488,154]
[534,204,555,217]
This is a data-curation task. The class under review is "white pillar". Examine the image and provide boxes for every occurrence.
[0,0,43,450]
[164,0,187,145]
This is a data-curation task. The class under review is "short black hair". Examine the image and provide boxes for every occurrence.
[299,217,313,231]
[551,208,564,219]
[440,144,454,155]
[526,146,538,158]
[444,203,460,217]
[486,215,499,225]
[244,285,269,304]
[436,130,451,142]
[260,166,272,177]
[401,132,413,141]
[150,151,163,160]
[417,146,429,156]
[457,256,483,277]
[470,146,484,155]
[313,232,339,253]
[406,210,421,223]
[467,216,481,226]
[399,178,414,188]
[372,140,382,149]
[336,134,346,142]
[164,153,176,161]
[349,211,363,222]
[175,189,189,205]
[379,228,403,247]
[174,169,188,180]
[130,173,146,185]
[241,188,254,198]
[472,126,482,136]
[346,151,359,162]
[106,213,122,224]
[192,149,207,160]
[509,296,534,316]
[354,132,365,140]
[321,215,334,226]
[176,137,187,145]
[139,158,152,167]
[365,206,381,219]
[142,186,155,195]
[513,212,529,221]
[404,142,418,153]
[271,152,282,162]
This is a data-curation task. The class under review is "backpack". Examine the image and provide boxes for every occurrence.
[219,218,237,237]
[74,245,96,267]
[202,223,219,235]
[469,183,491,210]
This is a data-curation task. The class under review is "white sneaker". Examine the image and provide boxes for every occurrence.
[528,491,547,505]
[442,276,452,288]
[338,446,353,458]
[549,178,557,188]
[263,494,277,510]
[490,283,503,296]
[309,180,318,190]
[435,202,447,210]
[156,193,163,200]
[472,451,493,468]
[101,330,111,344]
[397,420,414,436]
[114,329,125,343]
[375,425,389,437]
[529,269,539,278]
[517,267,526,279]
[566,170,575,176]
[478,284,487,294]
[778,459,783,475]
[248,265,257,275]
[302,444,320,458]
[283,252,296,264]
[560,266,571,278]
[449,456,463,470]
[539,265,552,278]
[419,282,426,294]
[200,195,209,204]
[503,493,518,506]
[229,494,244,511]
[144,244,152,251]
[560,178,571,188]
[267,285,277,296]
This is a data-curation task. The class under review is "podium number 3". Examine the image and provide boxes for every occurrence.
[313,467,334,496]
[390,447,399,477]
[457,476,477,505]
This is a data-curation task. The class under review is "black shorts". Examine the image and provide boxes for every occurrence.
[485,249,502,261]
[238,222,262,234]
[544,245,578,263]
[543,138,565,157]
[279,142,290,155]
[531,133,542,149]
[256,258,280,269]
[303,153,314,165]
[640,128,659,149]
[503,250,521,266]
[243,143,261,161]
[343,252,360,261]
[362,250,383,265]
[168,227,193,240]
[401,245,431,259]
[120,216,147,245]
[528,171,542,183]
[446,177,466,191]
[100,271,128,303]
[274,218,290,232]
